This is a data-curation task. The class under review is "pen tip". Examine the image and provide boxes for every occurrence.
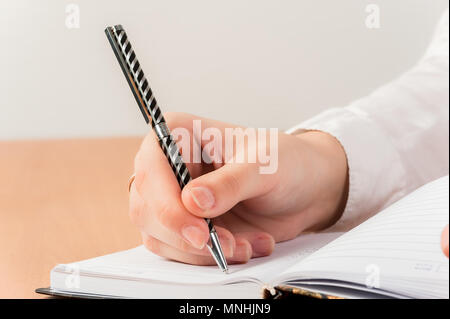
[223,268,229,274]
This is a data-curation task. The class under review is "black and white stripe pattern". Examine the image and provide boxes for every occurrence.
[112,25,163,126]
[107,24,220,264]
[158,136,212,229]
[158,136,191,188]
[111,25,192,187]
[111,27,210,225]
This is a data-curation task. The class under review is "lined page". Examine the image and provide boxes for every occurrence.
[279,175,449,298]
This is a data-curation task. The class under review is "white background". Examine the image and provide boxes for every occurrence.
[0,0,448,140]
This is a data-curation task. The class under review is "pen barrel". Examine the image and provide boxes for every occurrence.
[108,25,164,126]
[106,25,216,235]
[157,133,214,231]
[157,134,192,189]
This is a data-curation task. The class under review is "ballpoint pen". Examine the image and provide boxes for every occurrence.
[105,25,229,273]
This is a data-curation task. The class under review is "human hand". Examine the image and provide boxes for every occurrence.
[442,224,449,258]
[129,112,348,265]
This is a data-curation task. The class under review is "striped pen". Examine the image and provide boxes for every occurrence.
[105,25,228,273]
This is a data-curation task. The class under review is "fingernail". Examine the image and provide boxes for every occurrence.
[252,237,275,257]
[182,226,207,249]
[190,187,215,210]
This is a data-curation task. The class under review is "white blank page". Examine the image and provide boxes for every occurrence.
[54,232,341,286]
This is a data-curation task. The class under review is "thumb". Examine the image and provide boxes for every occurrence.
[181,163,272,218]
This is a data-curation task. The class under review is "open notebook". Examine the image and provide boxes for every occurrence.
[38,176,449,299]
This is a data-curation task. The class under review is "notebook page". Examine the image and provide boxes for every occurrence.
[54,232,341,286]
[278,175,449,298]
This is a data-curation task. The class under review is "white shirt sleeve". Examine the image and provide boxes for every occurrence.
[287,10,449,230]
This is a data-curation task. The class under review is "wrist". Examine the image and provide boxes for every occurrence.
[295,130,349,230]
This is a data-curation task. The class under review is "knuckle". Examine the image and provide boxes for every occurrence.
[155,201,177,230]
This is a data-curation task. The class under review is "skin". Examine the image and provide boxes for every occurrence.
[442,224,449,259]
[129,112,449,264]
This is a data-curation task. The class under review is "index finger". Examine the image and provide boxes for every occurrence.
[134,132,210,248]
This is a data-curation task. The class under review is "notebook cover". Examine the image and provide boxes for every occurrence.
[36,285,345,299]
[35,287,118,299]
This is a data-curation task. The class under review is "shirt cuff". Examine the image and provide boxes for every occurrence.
[286,107,408,230]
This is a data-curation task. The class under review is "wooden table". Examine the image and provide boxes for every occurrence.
[0,137,143,298]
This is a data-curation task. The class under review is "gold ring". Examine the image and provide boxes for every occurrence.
[128,174,136,193]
